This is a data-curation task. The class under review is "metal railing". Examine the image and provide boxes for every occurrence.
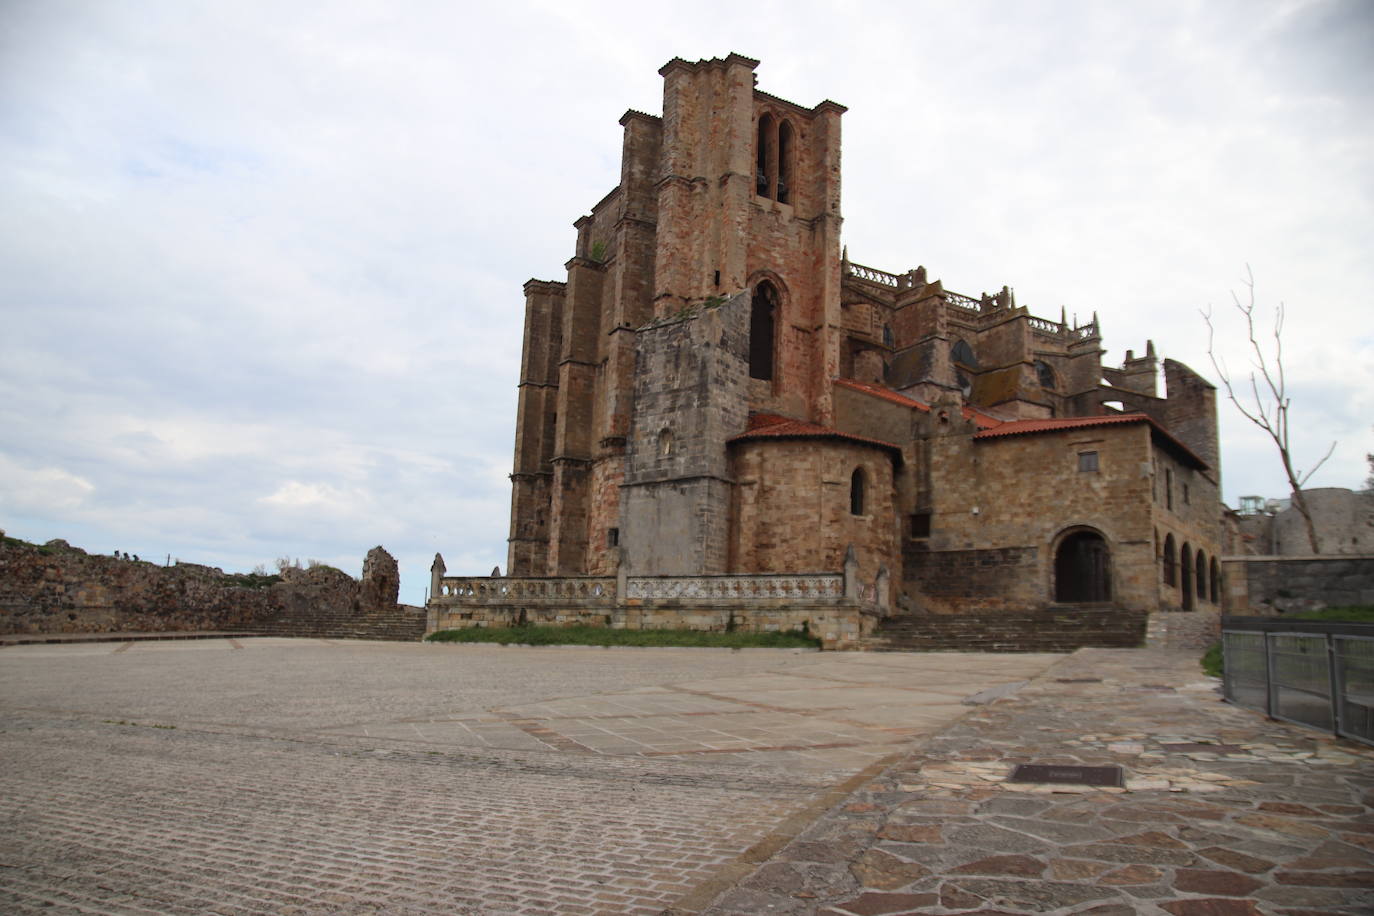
[1221,616,1374,745]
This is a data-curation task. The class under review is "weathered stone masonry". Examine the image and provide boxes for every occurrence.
[435,54,1229,650]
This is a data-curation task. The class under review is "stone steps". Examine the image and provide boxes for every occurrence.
[252,607,425,642]
[864,607,1147,653]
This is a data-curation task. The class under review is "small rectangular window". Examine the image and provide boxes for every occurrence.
[607,528,619,548]
[1077,451,1099,473]
[1183,484,1190,505]
[910,513,931,539]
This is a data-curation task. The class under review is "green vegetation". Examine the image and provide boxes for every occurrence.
[1288,605,1374,623]
[425,624,820,649]
[1201,642,1223,678]
[1201,604,1374,676]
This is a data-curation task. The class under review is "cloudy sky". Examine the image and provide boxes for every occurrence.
[3,0,1371,604]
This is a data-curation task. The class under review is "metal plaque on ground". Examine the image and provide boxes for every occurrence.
[1009,764,1124,787]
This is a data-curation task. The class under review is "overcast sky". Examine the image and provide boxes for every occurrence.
[2,0,1371,604]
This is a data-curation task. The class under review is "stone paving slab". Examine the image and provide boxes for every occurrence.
[697,648,1374,916]
[0,638,1059,914]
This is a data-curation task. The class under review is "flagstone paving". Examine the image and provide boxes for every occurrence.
[697,648,1374,916]
[0,638,1056,914]
[5,639,1370,914]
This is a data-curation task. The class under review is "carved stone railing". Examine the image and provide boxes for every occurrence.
[1027,316,1063,335]
[844,261,901,287]
[434,576,615,600]
[626,574,844,600]
[1072,321,1099,340]
[944,291,982,313]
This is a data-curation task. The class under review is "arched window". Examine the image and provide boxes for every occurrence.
[750,281,778,380]
[756,113,773,198]
[657,428,673,457]
[1196,550,1207,600]
[952,339,978,368]
[1054,529,1111,603]
[883,324,894,348]
[850,467,866,516]
[1180,543,1194,610]
[776,120,794,204]
[1035,360,1056,390]
[1162,533,1176,587]
[1210,558,1220,604]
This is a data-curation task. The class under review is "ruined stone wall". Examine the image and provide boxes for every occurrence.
[1273,488,1374,556]
[0,539,419,639]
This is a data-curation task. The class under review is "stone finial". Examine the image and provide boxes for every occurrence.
[1060,306,1067,329]
[841,245,849,265]
[431,553,446,574]
[843,544,859,600]
[491,565,501,578]
[1146,339,1156,358]
[429,553,446,605]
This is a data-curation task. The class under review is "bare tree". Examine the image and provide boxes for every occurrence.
[1202,267,1334,554]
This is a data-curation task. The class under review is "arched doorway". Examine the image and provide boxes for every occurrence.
[1054,529,1112,603]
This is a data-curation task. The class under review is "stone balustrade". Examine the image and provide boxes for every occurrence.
[626,574,843,600]
[844,261,901,287]
[433,576,615,601]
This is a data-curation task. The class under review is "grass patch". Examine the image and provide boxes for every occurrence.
[425,624,820,649]
[1288,605,1374,623]
[1200,642,1223,678]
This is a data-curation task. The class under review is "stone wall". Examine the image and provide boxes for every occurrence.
[1223,554,1374,615]
[428,568,882,650]
[0,538,421,639]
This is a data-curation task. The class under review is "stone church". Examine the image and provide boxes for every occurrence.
[429,54,1224,649]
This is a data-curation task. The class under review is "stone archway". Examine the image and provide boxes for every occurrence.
[1054,529,1112,603]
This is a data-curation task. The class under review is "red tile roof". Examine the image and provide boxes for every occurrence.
[972,413,1148,438]
[973,413,1208,469]
[833,378,1002,429]
[729,413,902,455]
[834,378,929,411]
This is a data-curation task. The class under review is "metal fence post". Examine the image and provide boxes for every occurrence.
[1263,631,1276,719]
[1328,633,1343,739]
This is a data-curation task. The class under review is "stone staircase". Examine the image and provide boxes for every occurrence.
[251,603,426,641]
[864,607,1148,653]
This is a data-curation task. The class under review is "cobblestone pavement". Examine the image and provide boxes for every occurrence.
[700,648,1374,916]
[0,638,1057,914]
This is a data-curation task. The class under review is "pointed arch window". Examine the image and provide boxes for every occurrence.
[756,113,773,197]
[776,120,794,204]
[750,280,778,380]
[952,339,978,369]
[1035,360,1056,390]
[755,114,796,203]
